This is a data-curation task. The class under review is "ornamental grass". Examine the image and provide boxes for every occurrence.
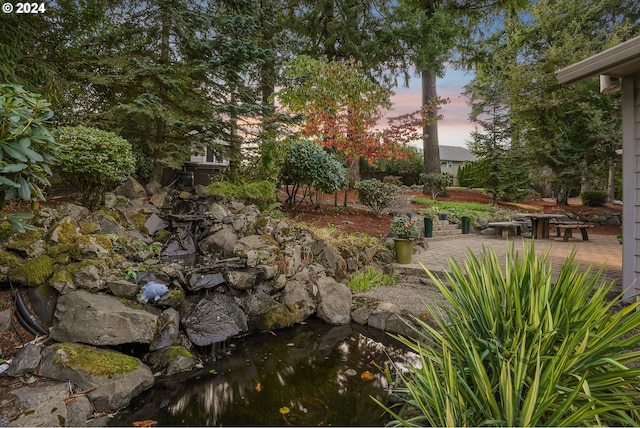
[379,242,640,427]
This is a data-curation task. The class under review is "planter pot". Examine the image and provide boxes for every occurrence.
[423,217,433,238]
[394,239,413,264]
[461,216,470,234]
[542,203,554,214]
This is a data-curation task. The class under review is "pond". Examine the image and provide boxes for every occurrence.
[108,318,418,426]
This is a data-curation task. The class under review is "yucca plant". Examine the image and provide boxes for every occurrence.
[378,243,640,426]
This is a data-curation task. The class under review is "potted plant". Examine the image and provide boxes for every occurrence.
[391,213,419,264]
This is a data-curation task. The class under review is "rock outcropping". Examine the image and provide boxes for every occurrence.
[0,178,399,426]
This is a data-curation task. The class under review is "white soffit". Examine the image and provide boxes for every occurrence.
[555,35,640,85]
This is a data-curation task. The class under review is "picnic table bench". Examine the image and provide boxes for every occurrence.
[549,220,594,241]
[488,221,527,239]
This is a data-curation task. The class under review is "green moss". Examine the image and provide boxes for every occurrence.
[52,219,80,245]
[53,343,139,376]
[0,249,20,268]
[254,216,268,230]
[50,269,72,286]
[264,306,299,329]
[92,234,113,250]
[0,221,17,243]
[9,255,53,286]
[47,243,75,258]
[4,229,42,252]
[130,213,149,235]
[79,221,100,235]
[166,346,193,362]
[154,229,171,243]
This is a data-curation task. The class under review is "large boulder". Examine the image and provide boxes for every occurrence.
[39,343,154,411]
[181,293,248,346]
[239,292,299,331]
[199,226,238,257]
[50,290,158,346]
[316,276,352,325]
[115,177,147,199]
[279,279,316,323]
[6,382,71,427]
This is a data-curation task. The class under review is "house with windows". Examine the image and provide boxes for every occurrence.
[162,140,229,187]
[439,145,476,185]
[555,35,640,301]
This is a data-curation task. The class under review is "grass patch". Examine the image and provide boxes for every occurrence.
[410,197,431,205]
[347,266,395,292]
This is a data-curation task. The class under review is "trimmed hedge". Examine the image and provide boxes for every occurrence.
[581,189,608,207]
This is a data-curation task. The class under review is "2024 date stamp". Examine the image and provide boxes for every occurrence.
[2,2,47,14]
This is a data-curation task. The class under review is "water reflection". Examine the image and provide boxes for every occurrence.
[109,318,418,426]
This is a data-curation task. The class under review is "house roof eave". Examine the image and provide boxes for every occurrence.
[555,35,640,85]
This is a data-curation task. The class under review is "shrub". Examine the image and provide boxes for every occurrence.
[280,140,347,209]
[419,172,451,198]
[0,84,59,231]
[54,126,135,210]
[380,244,640,426]
[354,179,398,217]
[204,180,276,204]
[581,189,608,206]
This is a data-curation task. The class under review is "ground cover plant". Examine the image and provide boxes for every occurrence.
[347,266,395,292]
[411,198,496,220]
[380,243,640,426]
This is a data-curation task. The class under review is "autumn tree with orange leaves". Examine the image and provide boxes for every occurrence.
[275,56,421,190]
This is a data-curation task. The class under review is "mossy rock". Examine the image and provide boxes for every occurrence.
[154,229,171,243]
[9,254,54,286]
[79,221,100,235]
[4,229,42,253]
[50,269,72,290]
[264,305,301,330]
[47,243,75,258]
[0,249,21,269]
[66,259,105,279]
[0,221,17,243]
[52,343,139,376]
[130,213,149,235]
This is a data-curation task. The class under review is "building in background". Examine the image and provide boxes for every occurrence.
[439,145,476,185]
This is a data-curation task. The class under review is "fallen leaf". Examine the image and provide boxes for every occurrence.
[132,420,157,427]
[279,406,290,415]
[255,382,262,392]
[360,371,374,381]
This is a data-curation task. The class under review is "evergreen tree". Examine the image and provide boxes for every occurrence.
[478,0,639,203]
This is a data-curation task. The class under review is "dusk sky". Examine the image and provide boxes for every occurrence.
[385,67,475,149]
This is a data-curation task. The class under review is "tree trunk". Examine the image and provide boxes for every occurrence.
[607,159,616,202]
[422,69,441,175]
[149,11,171,186]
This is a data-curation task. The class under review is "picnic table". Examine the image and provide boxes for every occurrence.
[550,220,594,241]
[514,213,568,239]
[487,221,527,239]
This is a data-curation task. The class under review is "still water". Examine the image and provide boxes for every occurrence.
[108,318,418,426]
